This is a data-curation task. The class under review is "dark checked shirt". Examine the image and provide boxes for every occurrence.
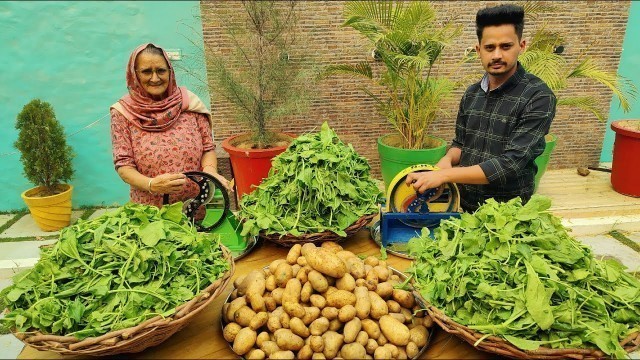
[452,63,556,212]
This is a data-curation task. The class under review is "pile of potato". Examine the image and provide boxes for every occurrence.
[222,242,433,359]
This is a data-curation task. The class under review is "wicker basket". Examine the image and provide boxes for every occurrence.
[427,305,640,359]
[12,245,235,356]
[260,213,375,247]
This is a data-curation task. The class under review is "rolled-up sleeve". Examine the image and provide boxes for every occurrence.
[110,109,136,170]
[478,91,556,185]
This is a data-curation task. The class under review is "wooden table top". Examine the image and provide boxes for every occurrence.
[19,230,497,359]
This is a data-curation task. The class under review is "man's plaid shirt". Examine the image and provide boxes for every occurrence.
[452,63,556,212]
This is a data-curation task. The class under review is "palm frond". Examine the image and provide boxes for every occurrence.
[527,27,564,53]
[343,1,399,40]
[568,57,637,113]
[321,63,373,80]
[519,50,567,91]
[518,1,557,21]
[395,1,435,38]
[557,96,604,121]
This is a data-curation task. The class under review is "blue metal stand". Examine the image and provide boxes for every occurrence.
[380,212,461,246]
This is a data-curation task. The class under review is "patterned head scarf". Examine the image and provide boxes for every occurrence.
[114,43,189,132]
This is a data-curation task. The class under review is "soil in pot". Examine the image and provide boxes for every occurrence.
[231,133,292,150]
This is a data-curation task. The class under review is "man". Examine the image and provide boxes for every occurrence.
[406,4,556,212]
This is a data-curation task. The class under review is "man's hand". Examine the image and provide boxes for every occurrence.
[150,173,186,194]
[405,171,447,194]
[435,156,453,170]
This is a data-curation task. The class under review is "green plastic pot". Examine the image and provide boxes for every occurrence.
[377,134,447,191]
[534,134,557,192]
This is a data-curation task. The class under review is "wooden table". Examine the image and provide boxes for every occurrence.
[19,230,497,359]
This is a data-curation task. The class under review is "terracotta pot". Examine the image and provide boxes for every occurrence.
[611,120,640,197]
[21,184,73,231]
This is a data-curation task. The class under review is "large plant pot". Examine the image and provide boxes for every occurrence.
[533,134,557,192]
[221,133,294,201]
[377,134,447,190]
[611,120,640,197]
[21,184,73,231]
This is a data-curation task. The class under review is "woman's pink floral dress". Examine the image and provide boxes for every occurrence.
[111,109,215,208]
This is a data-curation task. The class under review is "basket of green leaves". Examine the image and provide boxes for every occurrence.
[408,195,640,359]
[0,202,234,356]
[239,122,382,247]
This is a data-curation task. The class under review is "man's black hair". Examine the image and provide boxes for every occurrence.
[476,4,525,41]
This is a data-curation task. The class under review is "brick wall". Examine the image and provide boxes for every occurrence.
[200,0,630,179]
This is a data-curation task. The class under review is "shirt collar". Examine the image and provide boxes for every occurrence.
[481,62,525,93]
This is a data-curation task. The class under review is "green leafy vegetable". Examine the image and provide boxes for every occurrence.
[409,195,640,359]
[0,202,230,339]
[240,122,382,236]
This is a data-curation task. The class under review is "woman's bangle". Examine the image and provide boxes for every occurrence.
[148,178,154,194]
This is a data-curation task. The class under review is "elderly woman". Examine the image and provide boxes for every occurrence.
[110,43,231,208]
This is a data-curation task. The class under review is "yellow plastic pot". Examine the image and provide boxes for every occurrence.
[21,184,73,231]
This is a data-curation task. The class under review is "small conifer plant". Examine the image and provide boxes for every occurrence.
[14,99,74,196]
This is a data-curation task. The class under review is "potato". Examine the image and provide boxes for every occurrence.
[260,340,280,356]
[296,266,309,283]
[250,311,269,330]
[392,289,415,309]
[336,250,357,263]
[326,290,357,308]
[386,300,401,313]
[269,259,287,275]
[423,315,434,328]
[302,306,321,325]
[341,343,367,359]
[264,295,277,312]
[364,256,379,267]
[249,293,267,313]
[373,346,391,360]
[379,315,410,346]
[223,322,242,342]
[287,244,302,264]
[361,319,381,339]
[275,329,305,351]
[383,343,399,358]
[229,289,239,300]
[377,333,388,345]
[368,291,389,319]
[397,346,408,360]
[373,265,390,282]
[234,306,257,327]
[308,270,329,293]
[301,281,313,303]
[232,327,257,355]
[365,270,379,291]
[240,270,266,297]
[338,304,356,323]
[297,256,308,267]
[321,307,338,320]
[265,275,277,292]
[354,286,371,320]
[355,278,366,287]
[406,341,420,358]
[257,331,270,347]
[298,344,313,360]
[284,301,306,318]
[310,294,327,309]
[290,317,310,338]
[309,317,330,336]
[305,247,348,278]
[409,325,429,347]
[275,263,293,288]
[346,257,366,279]
[292,264,301,276]
[322,331,344,359]
[329,318,342,332]
[271,288,284,305]
[343,317,362,343]
[246,349,266,360]
[375,282,393,299]
[336,273,356,292]
[309,335,324,353]
[400,308,412,323]
[389,312,406,324]
[283,278,302,304]
[279,311,291,329]
[226,297,247,323]
[320,241,343,253]
[365,338,378,355]
[270,350,295,359]
[355,331,369,346]
[267,315,282,333]
[312,352,327,360]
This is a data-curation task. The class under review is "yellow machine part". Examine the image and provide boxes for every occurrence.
[386,164,460,213]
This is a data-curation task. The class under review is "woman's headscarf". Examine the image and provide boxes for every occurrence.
[111,43,194,132]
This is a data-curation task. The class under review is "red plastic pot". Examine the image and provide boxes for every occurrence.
[221,133,295,201]
[611,120,640,197]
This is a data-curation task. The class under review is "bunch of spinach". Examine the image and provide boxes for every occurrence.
[0,202,230,339]
[408,195,640,359]
[240,122,382,237]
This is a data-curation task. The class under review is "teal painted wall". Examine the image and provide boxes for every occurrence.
[0,1,209,211]
[600,1,640,162]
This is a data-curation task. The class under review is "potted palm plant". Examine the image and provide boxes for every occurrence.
[516,1,637,191]
[325,0,464,189]
[205,1,315,199]
[14,99,75,231]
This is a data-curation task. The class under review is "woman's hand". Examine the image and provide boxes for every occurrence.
[150,173,187,194]
[202,167,234,193]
